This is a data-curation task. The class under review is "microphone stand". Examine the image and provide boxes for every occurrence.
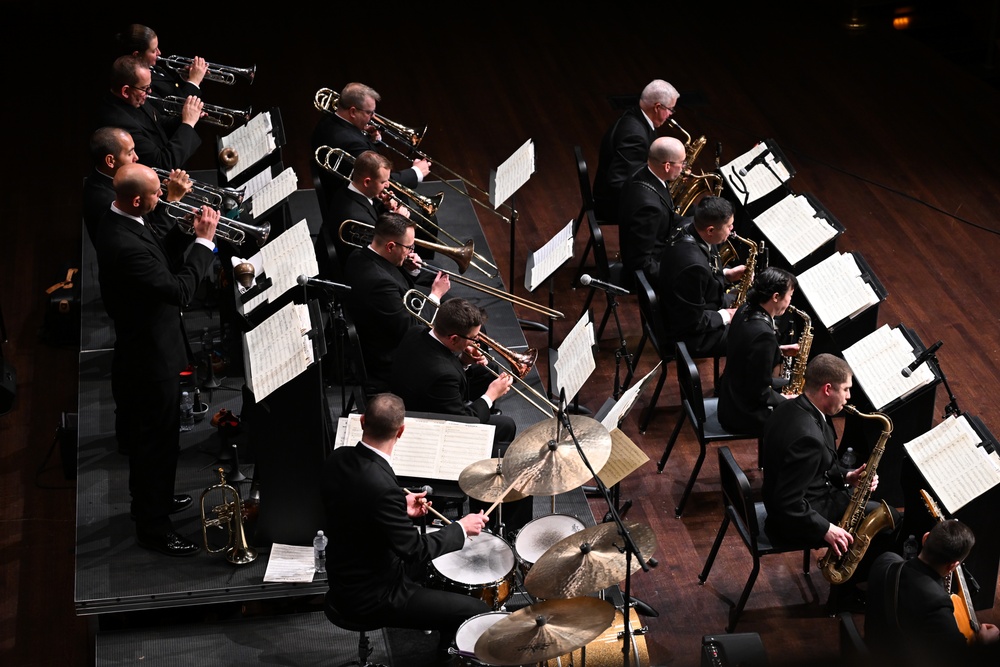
[928,351,962,419]
[604,290,635,400]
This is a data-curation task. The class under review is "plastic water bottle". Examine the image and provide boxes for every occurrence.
[313,530,328,573]
[840,446,856,469]
[179,391,195,432]
[903,534,919,560]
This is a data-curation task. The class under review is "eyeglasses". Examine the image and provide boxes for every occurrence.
[665,160,688,167]
[130,84,152,94]
[658,103,676,114]
[392,241,415,252]
[355,107,376,117]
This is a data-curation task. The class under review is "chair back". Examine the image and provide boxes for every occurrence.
[584,210,613,281]
[675,341,707,425]
[574,145,596,213]
[338,316,369,414]
[718,446,760,539]
[635,271,669,358]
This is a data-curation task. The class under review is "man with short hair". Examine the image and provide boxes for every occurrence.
[593,79,679,223]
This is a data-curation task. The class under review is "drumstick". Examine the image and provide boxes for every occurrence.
[403,488,453,525]
[482,466,533,518]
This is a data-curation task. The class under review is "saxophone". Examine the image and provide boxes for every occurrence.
[819,405,895,585]
[667,118,723,215]
[781,305,813,395]
[726,233,759,309]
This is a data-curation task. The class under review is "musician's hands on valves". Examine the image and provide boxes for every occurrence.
[192,205,220,240]
[779,343,800,357]
[163,169,193,201]
[824,523,854,557]
[180,96,205,127]
[845,463,878,492]
[184,56,208,86]
[723,263,746,282]
[485,372,514,403]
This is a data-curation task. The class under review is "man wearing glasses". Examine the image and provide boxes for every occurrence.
[95,55,204,170]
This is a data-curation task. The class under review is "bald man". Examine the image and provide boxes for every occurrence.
[96,163,219,557]
[617,136,688,290]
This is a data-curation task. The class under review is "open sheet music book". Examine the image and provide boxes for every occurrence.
[904,414,1000,513]
[242,301,315,401]
[721,140,792,205]
[244,167,298,220]
[221,112,277,180]
[491,138,535,208]
[237,219,318,316]
[595,428,650,489]
[334,413,494,480]
[753,193,839,266]
[552,312,596,401]
[525,220,574,292]
[600,363,662,432]
[842,324,936,411]
[797,252,880,328]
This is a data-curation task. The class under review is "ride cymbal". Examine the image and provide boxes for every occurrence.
[502,416,612,497]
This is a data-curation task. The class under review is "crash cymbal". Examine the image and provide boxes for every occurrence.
[502,416,612,497]
[474,597,615,665]
[458,458,527,503]
[524,520,657,599]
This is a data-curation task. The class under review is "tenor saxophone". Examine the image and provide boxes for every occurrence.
[667,118,723,215]
[781,306,813,395]
[819,405,895,585]
[727,233,759,309]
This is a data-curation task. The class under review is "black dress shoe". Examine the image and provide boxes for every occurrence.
[136,531,201,557]
[170,494,193,514]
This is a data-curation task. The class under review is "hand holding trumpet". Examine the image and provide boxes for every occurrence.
[191,205,220,241]
[163,169,193,202]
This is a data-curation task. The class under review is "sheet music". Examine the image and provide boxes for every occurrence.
[553,312,596,401]
[600,363,662,432]
[243,302,314,400]
[262,543,317,583]
[904,415,1000,513]
[796,252,880,327]
[240,168,276,200]
[334,414,494,480]
[238,220,319,317]
[248,167,298,218]
[491,138,535,207]
[842,324,936,410]
[753,193,838,266]
[721,142,791,204]
[525,220,574,292]
[221,112,276,180]
[595,428,650,489]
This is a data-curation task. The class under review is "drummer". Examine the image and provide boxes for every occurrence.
[321,393,490,659]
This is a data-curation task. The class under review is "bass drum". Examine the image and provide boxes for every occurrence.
[543,608,649,667]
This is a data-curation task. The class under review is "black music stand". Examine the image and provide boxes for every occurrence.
[721,138,796,235]
[218,106,286,188]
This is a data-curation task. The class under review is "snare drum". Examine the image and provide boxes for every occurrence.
[453,611,509,665]
[428,532,515,610]
[513,514,586,572]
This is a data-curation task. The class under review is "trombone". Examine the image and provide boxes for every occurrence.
[153,167,245,211]
[313,87,516,225]
[403,289,556,418]
[147,93,252,129]
[161,200,270,246]
[159,55,256,85]
[315,145,499,278]
[339,219,563,319]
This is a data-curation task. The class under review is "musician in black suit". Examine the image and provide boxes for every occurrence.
[866,520,998,662]
[96,163,218,557]
[593,79,679,224]
[718,267,799,436]
[94,55,204,170]
[657,196,744,357]
[115,24,207,99]
[343,213,449,393]
[322,393,490,654]
[617,136,687,290]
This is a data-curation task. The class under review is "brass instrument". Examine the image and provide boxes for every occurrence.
[200,467,258,565]
[339,220,563,319]
[819,406,896,585]
[781,305,813,395]
[159,55,256,85]
[314,87,517,225]
[161,200,270,246]
[403,289,556,418]
[339,219,473,274]
[153,167,245,211]
[315,145,498,278]
[667,118,724,215]
[146,93,252,129]
[726,232,759,309]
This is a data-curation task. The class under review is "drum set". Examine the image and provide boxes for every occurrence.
[421,415,656,666]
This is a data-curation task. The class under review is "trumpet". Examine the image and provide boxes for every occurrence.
[146,93,251,129]
[339,219,562,319]
[201,467,258,565]
[315,145,498,277]
[159,55,256,85]
[153,167,245,211]
[314,87,425,147]
[161,200,270,246]
[404,289,556,418]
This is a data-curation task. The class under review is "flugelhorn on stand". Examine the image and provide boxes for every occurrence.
[201,467,257,565]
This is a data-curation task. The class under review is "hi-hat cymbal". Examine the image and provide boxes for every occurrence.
[502,416,612,497]
[458,458,527,503]
[524,520,657,599]
[474,597,615,665]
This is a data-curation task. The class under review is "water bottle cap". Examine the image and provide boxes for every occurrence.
[182,391,189,396]
[317,530,324,537]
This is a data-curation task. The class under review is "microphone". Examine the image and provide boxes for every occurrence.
[296,275,352,291]
[738,147,771,176]
[901,340,943,377]
[580,274,630,296]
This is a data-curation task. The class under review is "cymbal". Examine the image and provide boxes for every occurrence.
[524,520,657,599]
[474,597,615,665]
[458,458,527,503]
[502,416,613,497]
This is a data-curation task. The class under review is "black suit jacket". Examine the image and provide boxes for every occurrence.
[316,187,382,276]
[149,66,200,99]
[94,93,201,170]
[390,327,491,424]
[657,224,729,351]
[618,165,678,289]
[718,304,784,435]
[761,394,849,546]
[322,443,465,616]
[82,171,115,247]
[593,107,656,223]
[311,113,418,192]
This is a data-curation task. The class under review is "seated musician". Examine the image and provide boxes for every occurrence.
[866,520,999,663]
[657,196,744,358]
[321,393,490,658]
[343,212,448,394]
[115,24,207,99]
[717,267,799,436]
[390,298,532,538]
